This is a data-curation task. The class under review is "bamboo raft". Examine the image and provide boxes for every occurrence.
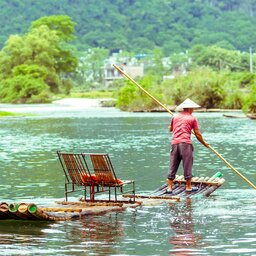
[247,113,256,120]
[223,114,247,118]
[123,172,225,200]
[0,201,141,221]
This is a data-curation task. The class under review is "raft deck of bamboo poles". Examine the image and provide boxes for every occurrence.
[123,172,225,200]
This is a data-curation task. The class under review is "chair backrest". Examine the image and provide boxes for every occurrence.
[86,153,119,184]
[57,152,93,186]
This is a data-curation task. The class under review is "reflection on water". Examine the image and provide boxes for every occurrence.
[65,214,124,255]
[169,199,202,255]
[0,104,255,255]
[0,220,50,236]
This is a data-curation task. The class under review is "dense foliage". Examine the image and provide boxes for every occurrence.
[0,15,77,103]
[1,0,256,54]
[114,44,256,113]
[115,67,256,113]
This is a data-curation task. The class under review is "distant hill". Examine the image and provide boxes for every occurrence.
[1,0,256,54]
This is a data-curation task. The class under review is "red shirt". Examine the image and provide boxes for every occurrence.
[170,111,199,145]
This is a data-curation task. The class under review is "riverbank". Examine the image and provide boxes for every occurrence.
[0,98,254,120]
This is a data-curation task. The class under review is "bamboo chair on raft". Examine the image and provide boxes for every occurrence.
[57,152,98,201]
[82,153,136,202]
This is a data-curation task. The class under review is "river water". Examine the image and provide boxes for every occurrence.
[0,102,255,255]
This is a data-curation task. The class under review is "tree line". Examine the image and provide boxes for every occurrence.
[1,0,256,54]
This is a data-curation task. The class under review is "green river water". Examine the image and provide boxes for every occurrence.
[0,103,255,255]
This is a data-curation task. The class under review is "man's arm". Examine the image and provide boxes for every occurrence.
[169,118,174,132]
[194,129,209,148]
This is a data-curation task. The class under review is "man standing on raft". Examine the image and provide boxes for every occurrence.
[167,98,209,193]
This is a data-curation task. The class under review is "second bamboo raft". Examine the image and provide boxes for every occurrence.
[123,172,225,200]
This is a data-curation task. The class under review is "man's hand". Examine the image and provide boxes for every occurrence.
[194,129,209,148]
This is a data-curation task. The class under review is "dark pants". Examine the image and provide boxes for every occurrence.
[167,143,193,181]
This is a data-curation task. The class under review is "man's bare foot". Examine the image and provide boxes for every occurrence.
[185,187,198,192]
[167,178,173,192]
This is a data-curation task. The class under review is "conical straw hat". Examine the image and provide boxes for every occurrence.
[176,98,201,109]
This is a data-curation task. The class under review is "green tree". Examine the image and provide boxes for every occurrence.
[0,64,49,103]
[161,67,225,108]
[30,15,78,80]
[116,74,160,111]
[189,45,249,71]
[239,73,256,112]
[244,90,256,113]
[0,15,78,103]
[74,47,109,89]
[30,15,76,41]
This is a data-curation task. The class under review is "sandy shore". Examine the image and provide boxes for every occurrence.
[0,98,116,115]
[52,98,104,107]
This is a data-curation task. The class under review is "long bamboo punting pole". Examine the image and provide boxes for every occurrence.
[113,64,256,190]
